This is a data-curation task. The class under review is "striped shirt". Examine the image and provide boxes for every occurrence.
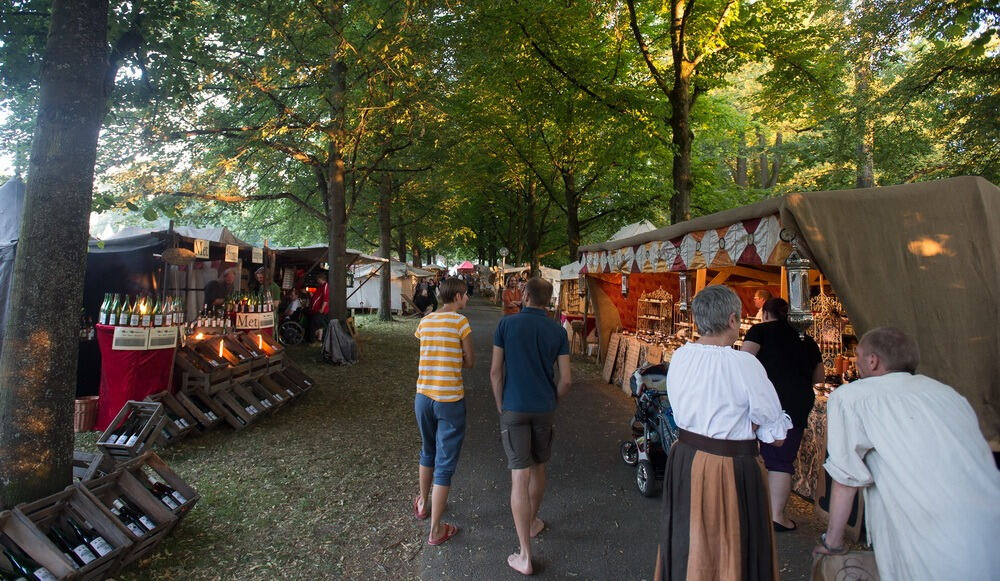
[415,311,471,402]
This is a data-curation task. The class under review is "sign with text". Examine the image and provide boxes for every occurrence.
[112,327,149,351]
[225,244,239,263]
[252,247,263,264]
[235,312,275,330]
[147,327,178,350]
[193,239,210,259]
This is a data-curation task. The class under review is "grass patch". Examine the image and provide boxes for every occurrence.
[75,314,426,580]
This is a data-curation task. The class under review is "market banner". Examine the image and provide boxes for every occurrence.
[112,326,149,350]
[252,247,263,263]
[225,244,239,262]
[147,326,178,350]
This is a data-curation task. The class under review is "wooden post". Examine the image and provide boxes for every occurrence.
[695,268,707,294]
[780,266,789,301]
[582,276,589,356]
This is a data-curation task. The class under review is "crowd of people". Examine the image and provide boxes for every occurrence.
[408,278,999,580]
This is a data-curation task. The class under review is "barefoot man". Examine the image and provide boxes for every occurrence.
[490,277,571,575]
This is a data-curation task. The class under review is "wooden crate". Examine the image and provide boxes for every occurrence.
[72,452,112,483]
[258,374,298,401]
[172,389,223,430]
[0,509,77,580]
[254,378,291,407]
[96,401,167,466]
[250,379,287,409]
[145,391,197,445]
[209,387,259,429]
[175,345,231,395]
[78,470,177,567]
[230,334,268,378]
[280,364,315,393]
[16,486,133,581]
[119,452,199,520]
[246,330,284,367]
[204,336,252,385]
[265,370,305,398]
[231,383,274,415]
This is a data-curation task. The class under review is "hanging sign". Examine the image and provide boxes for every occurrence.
[112,327,149,351]
[225,244,239,263]
[147,327,178,350]
[193,239,210,259]
[235,312,275,330]
[252,247,264,264]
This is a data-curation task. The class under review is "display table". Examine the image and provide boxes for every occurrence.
[560,313,596,336]
[793,395,828,499]
[95,324,177,431]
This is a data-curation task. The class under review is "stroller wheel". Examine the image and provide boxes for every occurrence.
[637,460,659,497]
[279,321,305,345]
[620,441,638,466]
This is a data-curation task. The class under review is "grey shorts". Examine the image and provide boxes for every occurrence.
[500,410,555,469]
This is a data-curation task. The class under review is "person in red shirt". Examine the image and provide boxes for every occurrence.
[309,272,330,342]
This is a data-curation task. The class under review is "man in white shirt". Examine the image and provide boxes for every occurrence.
[815,327,1000,581]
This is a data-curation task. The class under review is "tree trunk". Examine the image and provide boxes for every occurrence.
[854,2,875,189]
[668,2,694,226]
[735,133,748,187]
[756,130,770,188]
[411,242,422,268]
[325,0,349,322]
[397,227,407,263]
[563,170,581,260]
[767,132,782,188]
[0,0,110,508]
[377,172,392,321]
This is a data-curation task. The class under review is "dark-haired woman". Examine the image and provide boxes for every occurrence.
[742,297,824,532]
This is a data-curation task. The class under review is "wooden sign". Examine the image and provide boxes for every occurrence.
[147,326,178,350]
[235,312,275,330]
[252,247,263,264]
[623,338,641,390]
[193,239,210,259]
[602,332,621,383]
[646,345,663,364]
[112,327,149,350]
[225,244,239,263]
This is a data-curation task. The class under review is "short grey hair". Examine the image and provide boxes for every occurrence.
[692,285,742,336]
[860,327,920,373]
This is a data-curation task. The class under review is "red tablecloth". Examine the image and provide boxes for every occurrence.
[95,324,176,431]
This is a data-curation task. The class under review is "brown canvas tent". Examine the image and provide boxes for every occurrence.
[578,176,1000,449]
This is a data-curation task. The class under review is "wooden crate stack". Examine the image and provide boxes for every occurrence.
[96,402,167,465]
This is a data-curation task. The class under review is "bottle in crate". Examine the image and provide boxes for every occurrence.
[0,537,58,581]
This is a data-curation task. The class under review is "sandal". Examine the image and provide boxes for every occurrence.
[413,495,429,520]
[427,523,458,546]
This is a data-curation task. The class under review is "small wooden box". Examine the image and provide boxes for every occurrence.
[231,383,274,415]
[72,451,112,483]
[96,401,167,465]
[209,387,259,429]
[205,336,252,384]
[145,391,197,445]
[258,374,298,401]
[78,470,178,566]
[254,378,290,407]
[246,330,284,366]
[175,346,231,394]
[16,485,133,581]
[231,334,269,378]
[0,509,77,580]
[172,389,223,430]
[280,364,315,393]
[119,452,200,520]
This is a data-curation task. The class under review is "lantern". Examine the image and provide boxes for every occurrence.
[346,269,354,287]
[678,271,691,311]
[577,271,586,297]
[784,240,814,337]
[621,273,629,297]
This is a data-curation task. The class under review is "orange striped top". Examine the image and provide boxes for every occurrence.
[415,311,471,402]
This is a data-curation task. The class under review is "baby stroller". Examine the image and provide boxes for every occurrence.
[277,306,308,345]
[619,362,679,497]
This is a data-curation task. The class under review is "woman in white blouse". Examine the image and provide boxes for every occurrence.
[654,285,790,581]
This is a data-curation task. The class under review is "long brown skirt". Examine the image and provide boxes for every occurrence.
[657,430,778,581]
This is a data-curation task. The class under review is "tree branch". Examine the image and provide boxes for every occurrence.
[158,190,328,223]
[626,0,672,97]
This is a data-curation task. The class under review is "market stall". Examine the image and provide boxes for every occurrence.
[346,259,434,314]
[579,176,1000,483]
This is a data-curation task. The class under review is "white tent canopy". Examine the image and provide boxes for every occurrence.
[348,260,433,313]
[610,219,657,241]
[559,261,582,280]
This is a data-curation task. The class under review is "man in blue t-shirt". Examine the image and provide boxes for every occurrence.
[491,277,571,576]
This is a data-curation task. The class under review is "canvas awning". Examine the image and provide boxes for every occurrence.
[273,245,385,267]
[581,176,1000,448]
[559,261,582,280]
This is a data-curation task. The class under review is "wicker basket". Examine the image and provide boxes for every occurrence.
[74,396,100,432]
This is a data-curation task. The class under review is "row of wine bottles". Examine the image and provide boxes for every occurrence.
[97,294,186,328]
[101,412,149,446]
[140,474,188,512]
[226,290,276,314]
[108,497,157,538]
[1,533,58,580]
[44,516,114,570]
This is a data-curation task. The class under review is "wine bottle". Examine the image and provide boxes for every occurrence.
[113,498,155,531]
[139,297,151,327]
[105,415,129,444]
[152,296,163,327]
[49,526,95,567]
[112,415,135,445]
[125,414,146,447]
[1,542,57,581]
[44,529,78,567]
[66,518,113,558]
[109,506,145,537]
[97,293,109,325]
[0,564,25,581]
[128,296,140,327]
[191,398,218,421]
[147,481,179,510]
[154,480,187,505]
